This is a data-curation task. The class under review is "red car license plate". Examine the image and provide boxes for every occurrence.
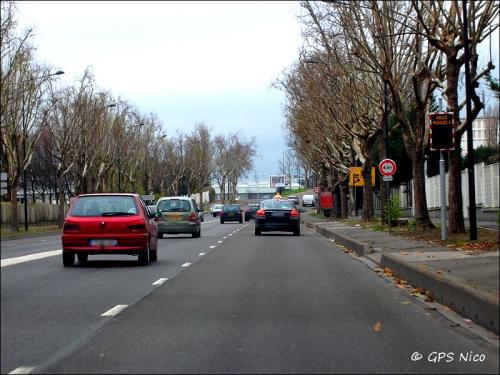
[89,239,117,246]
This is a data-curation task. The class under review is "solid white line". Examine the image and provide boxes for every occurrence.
[209,245,216,249]
[198,252,206,256]
[152,278,168,285]
[8,367,35,374]
[101,305,128,317]
[1,250,62,268]
[181,262,191,267]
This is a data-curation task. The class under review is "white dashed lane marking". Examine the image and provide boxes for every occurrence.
[152,278,168,285]
[101,305,128,317]
[209,245,216,249]
[1,250,61,268]
[181,262,191,267]
[8,367,35,374]
[198,252,206,256]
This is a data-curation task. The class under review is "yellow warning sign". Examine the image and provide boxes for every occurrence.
[349,167,375,187]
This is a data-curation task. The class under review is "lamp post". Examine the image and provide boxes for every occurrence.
[20,70,64,231]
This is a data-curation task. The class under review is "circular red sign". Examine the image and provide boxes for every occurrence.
[379,159,397,177]
[313,187,320,194]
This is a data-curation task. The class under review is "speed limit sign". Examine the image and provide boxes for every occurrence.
[379,159,397,177]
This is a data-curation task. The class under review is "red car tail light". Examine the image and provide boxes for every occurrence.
[290,209,299,218]
[256,209,265,217]
[63,222,80,232]
[188,213,198,222]
[127,223,146,232]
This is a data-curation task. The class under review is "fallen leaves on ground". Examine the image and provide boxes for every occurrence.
[383,267,394,276]
[373,321,382,333]
[400,301,411,305]
[458,241,498,251]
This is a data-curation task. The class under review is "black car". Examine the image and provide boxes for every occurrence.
[244,203,260,221]
[255,199,300,236]
[220,204,243,224]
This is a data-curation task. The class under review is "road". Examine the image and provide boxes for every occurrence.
[1,218,498,374]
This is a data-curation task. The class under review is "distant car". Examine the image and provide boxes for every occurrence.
[287,195,299,205]
[255,199,300,236]
[156,196,202,238]
[61,193,161,266]
[302,194,316,207]
[148,205,157,213]
[220,204,243,224]
[244,203,260,221]
[210,204,224,217]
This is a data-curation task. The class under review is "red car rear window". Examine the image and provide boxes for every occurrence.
[70,196,139,217]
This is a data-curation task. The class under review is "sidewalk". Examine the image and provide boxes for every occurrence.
[301,213,499,335]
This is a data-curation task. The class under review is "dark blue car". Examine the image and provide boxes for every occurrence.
[220,204,243,224]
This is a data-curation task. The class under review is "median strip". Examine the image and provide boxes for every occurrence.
[1,250,62,268]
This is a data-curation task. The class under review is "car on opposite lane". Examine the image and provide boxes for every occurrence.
[61,193,161,267]
[220,204,243,224]
[287,195,300,205]
[255,198,301,236]
[156,196,202,238]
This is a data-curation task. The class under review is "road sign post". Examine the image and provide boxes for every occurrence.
[429,111,455,241]
[379,159,397,226]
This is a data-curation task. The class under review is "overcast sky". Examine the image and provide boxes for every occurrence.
[15,1,305,180]
[14,1,499,181]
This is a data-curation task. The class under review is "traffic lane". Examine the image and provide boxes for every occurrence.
[0,234,62,259]
[41,224,499,374]
[1,219,249,374]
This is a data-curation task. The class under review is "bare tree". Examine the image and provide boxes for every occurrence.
[412,0,498,232]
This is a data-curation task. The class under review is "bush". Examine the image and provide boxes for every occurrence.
[384,194,401,225]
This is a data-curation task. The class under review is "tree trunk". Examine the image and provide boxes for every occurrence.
[445,54,466,233]
[361,160,374,222]
[448,147,465,233]
[412,151,435,229]
[340,176,349,219]
[57,170,65,228]
[9,176,20,232]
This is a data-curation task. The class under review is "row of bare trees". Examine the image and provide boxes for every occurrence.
[276,0,498,232]
[1,1,256,231]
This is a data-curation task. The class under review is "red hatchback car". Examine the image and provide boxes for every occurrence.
[61,193,161,267]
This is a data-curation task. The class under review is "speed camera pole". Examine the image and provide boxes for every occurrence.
[429,107,455,241]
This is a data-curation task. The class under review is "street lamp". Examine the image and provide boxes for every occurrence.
[21,70,64,231]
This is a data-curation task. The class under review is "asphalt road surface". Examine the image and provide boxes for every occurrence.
[1,218,498,374]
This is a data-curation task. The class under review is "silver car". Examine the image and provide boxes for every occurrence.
[156,197,202,238]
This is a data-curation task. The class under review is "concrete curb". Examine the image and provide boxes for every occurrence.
[381,252,499,335]
[304,221,370,256]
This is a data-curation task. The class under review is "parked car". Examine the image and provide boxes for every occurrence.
[220,204,243,224]
[302,194,316,207]
[255,199,300,236]
[287,195,299,205]
[244,203,260,221]
[61,193,161,267]
[156,196,202,238]
[210,204,224,217]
